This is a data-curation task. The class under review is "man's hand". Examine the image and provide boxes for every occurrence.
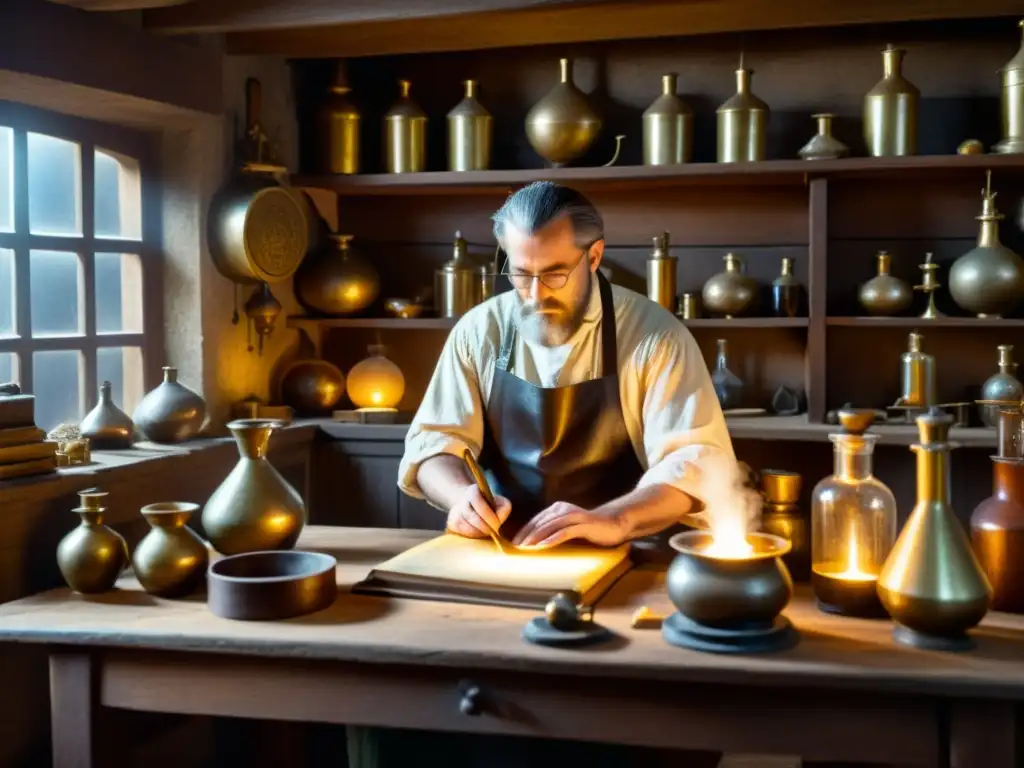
[446,484,512,539]
[512,502,626,550]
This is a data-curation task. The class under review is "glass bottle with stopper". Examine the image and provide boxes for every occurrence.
[914,252,944,319]
[810,409,898,617]
[877,409,992,650]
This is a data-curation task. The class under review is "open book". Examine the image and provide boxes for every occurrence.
[352,533,633,610]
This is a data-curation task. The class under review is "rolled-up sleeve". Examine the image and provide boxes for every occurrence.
[632,328,736,508]
[398,321,486,501]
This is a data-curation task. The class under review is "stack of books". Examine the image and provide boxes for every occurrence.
[0,386,57,481]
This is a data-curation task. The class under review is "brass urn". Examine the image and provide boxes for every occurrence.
[702,253,757,318]
[716,59,769,163]
[132,502,209,598]
[798,114,849,161]
[642,73,693,165]
[280,359,346,415]
[316,59,360,175]
[385,79,427,173]
[56,489,129,594]
[447,79,492,171]
[948,171,1024,318]
[863,45,919,157]
[858,251,913,316]
[79,380,134,449]
[293,233,380,316]
[525,58,602,167]
[877,410,993,650]
[994,20,1024,154]
[133,366,206,444]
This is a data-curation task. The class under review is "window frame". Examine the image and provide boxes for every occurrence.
[0,100,162,422]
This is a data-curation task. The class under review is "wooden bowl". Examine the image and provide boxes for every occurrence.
[207,551,337,621]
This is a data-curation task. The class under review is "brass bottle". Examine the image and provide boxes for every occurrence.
[716,59,769,163]
[772,257,803,318]
[447,79,492,172]
[56,489,129,594]
[702,253,757,318]
[994,20,1024,154]
[385,79,427,174]
[877,409,993,650]
[435,231,487,318]
[948,171,1024,318]
[79,380,134,449]
[642,73,693,165]
[798,114,849,161]
[316,60,360,175]
[979,345,1024,427]
[525,58,602,167]
[863,45,919,157]
[858,251,913,316]
[132,502,209,598]
[646,231,677,310]
[896,331,936,409]
[294,233,380,316]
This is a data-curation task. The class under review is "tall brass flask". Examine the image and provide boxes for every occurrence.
[447,80,492,171]
[877,410,992,650]
[863,45,919,157]
[435,231,487,319]
[643,73,692,165]
[948,171,1024,318]
[385,80,427,173]
[994,20,1024,154]
[716,61,768,163]
[316,60,360,174]
[896,331,936,409]
[525,58,602,167]
[646,231,677,310]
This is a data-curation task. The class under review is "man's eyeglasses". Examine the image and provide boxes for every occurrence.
[500,246,591,291]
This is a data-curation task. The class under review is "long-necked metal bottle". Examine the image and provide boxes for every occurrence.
[316,59,360,175]
[863,45,919,157]
[877,409,993,650]
[994,20,1024,154]
[949,171,1024,318]
[447,79,492,172]
[811,410,897,617]
[525,58,602,167]
[895,331,936,408]
[646,231,676,310]
[643,73,693,165]
[385,79,426,174]
[980,344,1024,426]
[717,58,769,163]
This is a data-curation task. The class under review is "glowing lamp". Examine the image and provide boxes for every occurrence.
[346,344,405,411]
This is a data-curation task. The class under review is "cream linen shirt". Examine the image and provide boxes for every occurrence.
[397,278,736,512]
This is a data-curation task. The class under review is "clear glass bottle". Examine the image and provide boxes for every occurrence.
[811,410,898,617]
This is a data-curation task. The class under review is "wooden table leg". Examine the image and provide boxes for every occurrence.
[50,652,96,768]
[948,700,1018,768]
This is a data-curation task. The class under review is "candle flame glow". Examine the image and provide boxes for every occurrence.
[838,528,876,582]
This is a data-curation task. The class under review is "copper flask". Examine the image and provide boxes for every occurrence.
[447,79,492,171]
[716,58,769,163]
[877,410,992,650]
[385,79,427,173]
[863,45,919,157]
[643,73,693,165]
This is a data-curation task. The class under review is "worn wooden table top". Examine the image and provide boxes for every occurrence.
[3,526,1024,699]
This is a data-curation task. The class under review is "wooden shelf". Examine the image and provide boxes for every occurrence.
[286,316,807,332]
[827,317,1024,328]
[293,154,1024,196]
[685,318,808,328]
[726,415,996,448]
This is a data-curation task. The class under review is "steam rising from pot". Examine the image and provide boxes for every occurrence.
[694,454,762,558]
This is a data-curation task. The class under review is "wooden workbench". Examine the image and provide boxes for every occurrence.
[0,527,1021,768]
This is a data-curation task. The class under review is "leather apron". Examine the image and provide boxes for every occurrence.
[480,271,644,537]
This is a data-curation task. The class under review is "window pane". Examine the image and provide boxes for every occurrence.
[0,352,17,385]
[0,248,14,338]
[32,349,82,431]
[97,346,144,414]
[30,250,81,337]
[0,127,12,233]
[95,148,142,240]
[95,252,143,334]
[28,132,82,237]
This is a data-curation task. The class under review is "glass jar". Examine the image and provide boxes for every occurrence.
[811,415,898,617]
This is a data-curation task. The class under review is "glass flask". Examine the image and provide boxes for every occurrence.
[811,409,898,617]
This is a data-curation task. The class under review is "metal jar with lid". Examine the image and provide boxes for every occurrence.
[435,231,489,319]
[995,20,1024,154]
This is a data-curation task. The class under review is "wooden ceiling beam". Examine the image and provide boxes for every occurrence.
[216,0,1024,59]
[142,0,610,35]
